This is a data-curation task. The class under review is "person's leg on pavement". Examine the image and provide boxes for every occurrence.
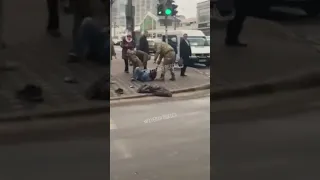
[69,18,102,62]
[225,10,247,47]
[133,67,142,80]
[169,63,175,81]
[123,57,129,73]
[46,0,61,37]
[159,64,166,81]
[180,64,187,76]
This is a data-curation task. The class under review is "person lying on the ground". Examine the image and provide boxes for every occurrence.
[132,67,157,82]
[127,49,144,76]
[68,0,109,64]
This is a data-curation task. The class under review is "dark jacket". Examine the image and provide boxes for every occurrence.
[138,35,149,54]
[179,38,192,66]
[121,37,135,59]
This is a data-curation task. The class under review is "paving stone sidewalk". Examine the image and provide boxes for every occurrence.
[110,58,210,98]
[0,0,108,117]
[211,18,320,91]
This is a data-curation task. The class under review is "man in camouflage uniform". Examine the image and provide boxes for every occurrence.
[133,49,150,69]
[127,49,144,76]
[153,41,176,81]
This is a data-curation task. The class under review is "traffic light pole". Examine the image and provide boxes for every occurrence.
[165,15,168,43]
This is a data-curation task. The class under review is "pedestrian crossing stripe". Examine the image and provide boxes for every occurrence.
[110,118,117,130]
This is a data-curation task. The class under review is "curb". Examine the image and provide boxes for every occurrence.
[0,83,210,121]
[212,71,320,101]
[110,83,210,101]
[0,102,109,122]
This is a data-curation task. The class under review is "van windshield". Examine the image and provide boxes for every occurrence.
[187,36,209,46]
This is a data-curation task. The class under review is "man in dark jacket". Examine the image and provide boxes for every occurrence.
[46,0,61,37]
[179,34,192,77]
[138,31,149,55]
[225,0,273,47]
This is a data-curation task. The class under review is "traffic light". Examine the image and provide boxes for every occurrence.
[165,7,172,15]
[157,4,165,16]
[157,1,178,16]
[172,4,178,16]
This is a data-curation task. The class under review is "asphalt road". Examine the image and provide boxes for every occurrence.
[0,114,109,180]
[212,88,320,179]
[265,7,320,43]
[111,96,210,180]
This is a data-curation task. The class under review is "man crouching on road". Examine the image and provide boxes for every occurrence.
[127,49,150,69]
[153,41,176,81]
[132,67,157,82]
[127,49,149,76]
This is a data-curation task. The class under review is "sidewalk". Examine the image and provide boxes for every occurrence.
[0,0,108,120]
[212,18,320,96]
[110,57,210,99]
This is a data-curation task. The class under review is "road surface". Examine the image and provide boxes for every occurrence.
[0,114,109,180]
[111,96,210,180]
[212,88,320,179]
[266,7,320,43]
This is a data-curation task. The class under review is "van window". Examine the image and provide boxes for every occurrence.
[162,35,177,43]
[188,36,209,46]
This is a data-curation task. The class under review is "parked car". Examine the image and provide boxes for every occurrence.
[112,37,122,46]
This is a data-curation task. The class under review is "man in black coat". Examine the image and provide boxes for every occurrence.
[225,0,247,47]
[225,0,274,47]
[138,31,149,64]
[46,0,62,37]
[179,33,192,77]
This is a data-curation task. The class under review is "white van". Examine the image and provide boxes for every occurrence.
[163,30,210,66]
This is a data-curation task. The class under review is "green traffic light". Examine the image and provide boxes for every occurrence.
[165,8,172,15]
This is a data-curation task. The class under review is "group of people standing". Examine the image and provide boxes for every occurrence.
[116,31,192,82]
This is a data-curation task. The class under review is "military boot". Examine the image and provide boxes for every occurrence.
[158,74,165,81]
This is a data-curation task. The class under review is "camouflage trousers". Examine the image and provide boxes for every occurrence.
[160,63,175,80]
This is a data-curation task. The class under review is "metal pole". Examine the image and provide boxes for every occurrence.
[173,15,176,30]
[113,22,116,38]
[165,16,168,43]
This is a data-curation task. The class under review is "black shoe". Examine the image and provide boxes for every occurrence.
[169,77,176,81]
[115,88,124,94]
[47,29,62,38]
[16,84,44,102]
[181,74,187,77]
[225,40,247,47]
[124,70,129,73]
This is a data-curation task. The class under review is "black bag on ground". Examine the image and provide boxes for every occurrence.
[137,84,172,97]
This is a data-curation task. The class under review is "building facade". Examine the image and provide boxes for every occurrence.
[196,0,210,35]
[111,0,127,27]
[134,0,158,26]
[112,0,158,29]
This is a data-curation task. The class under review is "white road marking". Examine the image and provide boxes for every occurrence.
[112,139,133,159]
[110,117,133,159]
